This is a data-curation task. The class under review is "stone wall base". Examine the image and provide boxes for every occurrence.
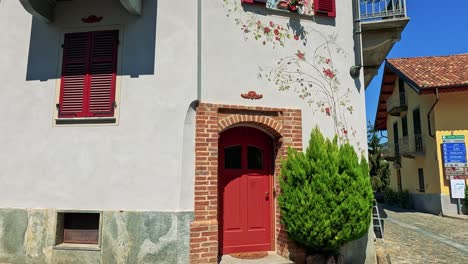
[0,208,193,264]
[409,193,443,215]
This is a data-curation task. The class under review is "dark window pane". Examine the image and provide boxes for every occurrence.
[418,168,425,192]
[225,146,242,169]
[402,116,408,137]
[63,213,100,244]
[248,146,263,169]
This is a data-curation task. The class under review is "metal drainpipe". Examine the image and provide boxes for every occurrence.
[427,88,439,138]
[197,0,202,101]
[350,0,363,78]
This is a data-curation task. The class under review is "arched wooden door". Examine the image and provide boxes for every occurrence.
[219,127,273,254]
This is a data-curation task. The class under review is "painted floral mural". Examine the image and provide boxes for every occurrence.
[223,0,362,151]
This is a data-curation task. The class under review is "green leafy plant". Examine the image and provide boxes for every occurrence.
[384,188,398,205]
[384,188,412,209]
[278,127,373,254]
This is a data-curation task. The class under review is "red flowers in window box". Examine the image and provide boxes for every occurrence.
[277,1,289,10]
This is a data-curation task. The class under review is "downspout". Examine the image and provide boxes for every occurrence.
[197,0,202,101]
[350,0,363,78]
[427,88,439,138]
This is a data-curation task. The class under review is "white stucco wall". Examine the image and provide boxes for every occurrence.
[0,0,197,211]
[0,0,368,212]
[201,0,367,153]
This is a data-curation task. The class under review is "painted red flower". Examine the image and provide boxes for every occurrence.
[275,37,280,41]
[343,129,348,135]
[323,69,335,78]
[270,21,275,27]
[274,29,280,35]
[257,20,261,25]
[325,58,331,64]
[264,27,271,33]
[325,107,331,116]
[294,35,299,40]
[296,51,305,60]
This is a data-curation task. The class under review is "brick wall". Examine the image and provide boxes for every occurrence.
[190,102,302,264]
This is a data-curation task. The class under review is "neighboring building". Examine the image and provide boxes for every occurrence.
[0,0,407,263]
[375,54,468,215]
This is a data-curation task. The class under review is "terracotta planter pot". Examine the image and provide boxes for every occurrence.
[277,1,289,10]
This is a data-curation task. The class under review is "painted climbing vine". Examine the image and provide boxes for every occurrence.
[222,0,362,151]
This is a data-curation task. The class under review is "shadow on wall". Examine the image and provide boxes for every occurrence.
[25,0,158,81]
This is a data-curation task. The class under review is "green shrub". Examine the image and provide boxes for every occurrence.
[384,188,411,209]
[384,188,398,205]
[278,127,373,254]
[371,176,383,191]
[398,189,411,209]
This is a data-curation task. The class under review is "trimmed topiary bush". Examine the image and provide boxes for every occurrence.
[278,127,373,254]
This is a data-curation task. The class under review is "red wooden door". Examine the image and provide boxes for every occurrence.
[219,127,273,254]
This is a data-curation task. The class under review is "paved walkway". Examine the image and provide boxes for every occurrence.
[377,205,468,264]
[219,252,293,264]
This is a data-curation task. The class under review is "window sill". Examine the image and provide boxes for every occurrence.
[53,243,101,251]
[55,117,116,125]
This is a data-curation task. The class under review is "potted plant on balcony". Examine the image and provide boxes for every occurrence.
[277,0,289,10]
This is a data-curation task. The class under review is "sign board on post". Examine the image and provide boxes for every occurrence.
[442,135,468,179]
[450,178,466,199]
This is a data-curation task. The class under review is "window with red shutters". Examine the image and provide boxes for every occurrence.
[59,30,118,118]
[314,0,336,17]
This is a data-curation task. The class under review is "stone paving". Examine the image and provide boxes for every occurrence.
[219,252,293,264]
[377,206,468,264]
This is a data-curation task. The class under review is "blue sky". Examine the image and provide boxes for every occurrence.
[365,0,468,126]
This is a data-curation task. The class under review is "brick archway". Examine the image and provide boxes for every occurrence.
[218,115,282,138]
[189,103,302,264]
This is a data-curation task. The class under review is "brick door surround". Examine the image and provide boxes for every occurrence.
[189,103,303,264]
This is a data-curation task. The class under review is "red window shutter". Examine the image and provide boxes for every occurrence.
[59,33,90,118]
[314,0,336,17]
[88,31,118,117]
[59,30,118,118]
[241,0,254,4]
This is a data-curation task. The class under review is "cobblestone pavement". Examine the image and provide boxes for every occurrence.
[376,206,468,264]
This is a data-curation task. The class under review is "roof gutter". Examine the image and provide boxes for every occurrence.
[427,88,439,138]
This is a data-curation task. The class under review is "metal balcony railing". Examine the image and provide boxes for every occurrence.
[386,92,407,115]
[399,134,425,157]
[360,0,407,21]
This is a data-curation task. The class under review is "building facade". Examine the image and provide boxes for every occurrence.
[0,0,407,263]
[376,54,468,215]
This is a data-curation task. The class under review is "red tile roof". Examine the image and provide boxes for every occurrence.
[374,53,468,130]
[387,54,468,89]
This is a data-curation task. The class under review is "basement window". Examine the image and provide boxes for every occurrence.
[56,212,101,246]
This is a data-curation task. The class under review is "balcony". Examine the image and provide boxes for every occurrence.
[399,134,425,158]
[386,92,407,116]
[360,0,410,87]
[382,142,399,161]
